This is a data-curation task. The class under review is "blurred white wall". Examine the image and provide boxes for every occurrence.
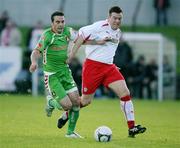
[0,0,179,26]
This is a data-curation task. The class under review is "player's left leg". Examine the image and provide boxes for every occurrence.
[58,93,94,130]
[66,89,81,135]
[103,65,146,137]
[108,80,146,138]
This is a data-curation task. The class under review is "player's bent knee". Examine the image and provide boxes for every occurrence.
[120,88,130,98]
[62,103,72,111]
[60,96,73,110]
[81,99,91,107]
[72,99,80,107]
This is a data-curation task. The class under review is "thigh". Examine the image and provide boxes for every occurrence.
[82,61,104,94]
[46,74,67,101]
[58,68,77,92]
[60,95,72,111]
[108,80,130,98]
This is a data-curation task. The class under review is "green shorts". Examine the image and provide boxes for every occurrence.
[44,68,78,101]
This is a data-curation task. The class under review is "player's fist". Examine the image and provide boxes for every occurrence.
[29,63,38,73]
[96,37,112,45]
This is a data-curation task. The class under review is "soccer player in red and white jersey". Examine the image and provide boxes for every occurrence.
[59,6,146,138]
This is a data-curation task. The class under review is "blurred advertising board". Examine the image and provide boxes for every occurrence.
[0,46,22,91]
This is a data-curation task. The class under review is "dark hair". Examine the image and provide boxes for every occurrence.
[109,6,123,15]
[51,11,64,22]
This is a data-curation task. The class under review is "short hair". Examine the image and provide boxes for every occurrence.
[51,11,64,22]
[109,6,123,15]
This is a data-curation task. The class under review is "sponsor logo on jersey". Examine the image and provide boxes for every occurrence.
[50,45,67,50]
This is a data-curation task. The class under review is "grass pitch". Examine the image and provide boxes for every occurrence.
[0,95,180,148]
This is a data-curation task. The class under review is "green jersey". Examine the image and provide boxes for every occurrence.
[36,26,75,72]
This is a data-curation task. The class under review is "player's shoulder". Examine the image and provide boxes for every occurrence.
[64,26,73,32]
[43,28,53,36]
[63,26,73,37]
[41,28,53,41]
[93,20,108,27]
[83,20,107,31]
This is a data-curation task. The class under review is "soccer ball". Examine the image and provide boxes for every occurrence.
[94,126,112,142]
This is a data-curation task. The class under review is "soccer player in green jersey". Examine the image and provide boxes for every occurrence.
[29,11,82,138]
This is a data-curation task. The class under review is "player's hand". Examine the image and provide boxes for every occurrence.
[66,53,73,64]
[29,63,38,73]
[96,37,112,45]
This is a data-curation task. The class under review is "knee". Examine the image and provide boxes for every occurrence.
[62,102,72,111]
[81,98,91,107]
[72,97,81,107]
[119,87,132,101]
[118,87,130,99]
[124,88,130,96]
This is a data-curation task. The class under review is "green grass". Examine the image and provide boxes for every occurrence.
[0,95,180,148]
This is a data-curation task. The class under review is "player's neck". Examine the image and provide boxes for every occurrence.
[51,27,63,34]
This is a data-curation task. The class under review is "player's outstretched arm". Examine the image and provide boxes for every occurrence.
[29,49,40,73]
[67,35,84,63]
[85,37,112,45]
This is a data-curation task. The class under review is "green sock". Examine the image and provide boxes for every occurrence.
[67,106,80,134]
[49,99,62,110]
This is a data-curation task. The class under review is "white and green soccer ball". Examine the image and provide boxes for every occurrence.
[94,126,112,142]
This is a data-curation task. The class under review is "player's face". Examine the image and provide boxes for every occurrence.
[52,15,65,34]
[108,12,123,30]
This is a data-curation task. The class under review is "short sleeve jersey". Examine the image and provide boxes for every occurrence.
[79,20,121,64]
[36,26,75,72]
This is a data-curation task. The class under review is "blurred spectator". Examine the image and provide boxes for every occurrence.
[153,0,170,26]
[163,55,172,73]
[69,57,82,95]
[113,37,133,78]
[163,55,173,86]
[144,58,158,99]
[28,20,44,51]
[130,55,146,99]
[0,19,22,46]
[0,10,9,33]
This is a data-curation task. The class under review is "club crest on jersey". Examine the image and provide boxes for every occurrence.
[83,87,88,92]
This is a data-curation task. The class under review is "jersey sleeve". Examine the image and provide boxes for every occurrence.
[79,22,100,41]
[69,27,78,41]
[35,31,50,52]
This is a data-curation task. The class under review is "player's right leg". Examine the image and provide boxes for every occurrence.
[45,95,55,117]
[44,73,69,117]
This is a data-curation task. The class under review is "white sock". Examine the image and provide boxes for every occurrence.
[61,111,68,120]
[120,100,135,121]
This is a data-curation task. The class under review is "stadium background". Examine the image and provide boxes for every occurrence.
[1,0,180,26]
[0,0,180,98]
[0,0,180,99]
